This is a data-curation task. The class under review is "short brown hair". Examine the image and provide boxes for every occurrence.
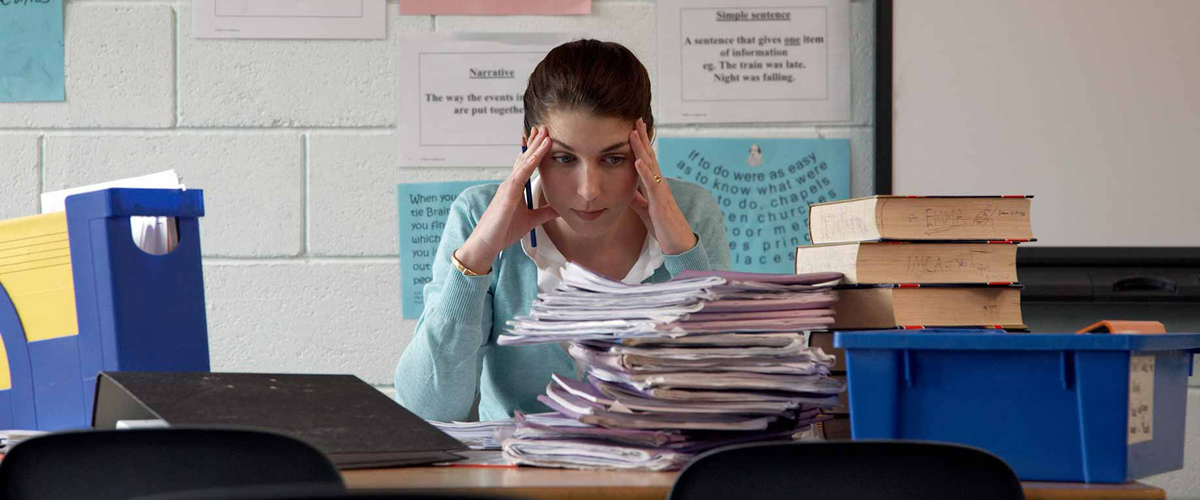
[523,39,654,139]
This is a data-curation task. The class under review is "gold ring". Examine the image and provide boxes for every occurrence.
[653,175,662,184]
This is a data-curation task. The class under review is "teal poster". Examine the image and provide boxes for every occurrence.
[658,138,850,274]
[398,180,491,319]
[0,0,65,102]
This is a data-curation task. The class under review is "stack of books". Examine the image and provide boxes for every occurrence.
[496,263,845,470]
[799,195,1034,330]
[797,195,1034,435]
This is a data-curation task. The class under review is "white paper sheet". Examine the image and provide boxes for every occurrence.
[1128,354,1155,445]
[397,33,574,167]
[41,171,184,255]
[192,0,386,39]
[657,0,850,124]
[0,430,47,451]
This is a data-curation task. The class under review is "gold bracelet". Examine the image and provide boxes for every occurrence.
[451,250,488,277]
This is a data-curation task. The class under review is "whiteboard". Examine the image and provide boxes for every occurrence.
[890,0,1200,247]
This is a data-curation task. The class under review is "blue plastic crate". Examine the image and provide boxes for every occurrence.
[0,188,210,430]
[835,330,1200,483]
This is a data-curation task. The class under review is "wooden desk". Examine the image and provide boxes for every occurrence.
[343,466,1166,500]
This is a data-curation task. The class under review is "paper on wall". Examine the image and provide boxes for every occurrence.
[1128,354,1155,445]
[41,171,185,255]
[400,0,590,16]
[397,33,575,167]
[657,138,850,273]
[398,180,493,318]
[0,0,64,102]
[657,0,850,124]
[192,0,386,39]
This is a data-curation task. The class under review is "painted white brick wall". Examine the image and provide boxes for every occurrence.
[176,2,430,127]
[0,135,39,220]
[0,3,175,128]
[44,132,305,257]
[307,131,508,257]
[202,260,403,384]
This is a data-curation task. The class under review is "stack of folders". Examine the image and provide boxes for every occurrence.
[0,430,47,453]
[798,195,1035,436]
[496,263,846,471]
[430,419,517,450]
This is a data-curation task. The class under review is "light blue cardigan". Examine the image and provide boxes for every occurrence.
[394,178,730,421]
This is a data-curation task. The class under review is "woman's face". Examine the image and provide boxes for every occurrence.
[534,110,640,238]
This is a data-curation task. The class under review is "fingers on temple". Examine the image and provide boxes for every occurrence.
[629,128,650,164]
[637,118,654,157]
[511,128,550,192]
[515,127,546,166]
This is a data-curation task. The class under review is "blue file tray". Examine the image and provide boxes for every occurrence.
[0,289,38,430]
[0,188,210,431]
[836,331,1200,483]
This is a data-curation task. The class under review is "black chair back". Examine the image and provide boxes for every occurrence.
[0,428,345,500]
[668,441,1025,500]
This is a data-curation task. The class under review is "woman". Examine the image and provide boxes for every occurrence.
[394,40,730,421]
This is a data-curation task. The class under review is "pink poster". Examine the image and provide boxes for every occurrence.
[400,0,590,15]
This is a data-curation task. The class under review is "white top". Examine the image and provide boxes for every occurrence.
[520,173,664,294]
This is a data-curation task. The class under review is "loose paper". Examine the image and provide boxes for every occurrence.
[400,0,590,16]
[658,138,849,273]
[657,0,850,123]
[398,180,492,319]
[1128,354,1155,445]
[192,0,386,39]
[0,0,64,102]
[398,33,574,167]
[41,171,185,255]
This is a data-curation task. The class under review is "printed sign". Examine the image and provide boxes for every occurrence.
[398,180,491,318]
[658,138,850,273]
[1128,354,1155,444]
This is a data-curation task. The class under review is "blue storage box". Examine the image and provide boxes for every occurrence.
[0,188,210,430]
[836,331,1200,483]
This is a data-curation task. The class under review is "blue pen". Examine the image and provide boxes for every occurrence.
[522,145,538,247]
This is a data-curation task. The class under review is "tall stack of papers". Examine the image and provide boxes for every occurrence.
[0,430,47,453]
[497,263,845,471]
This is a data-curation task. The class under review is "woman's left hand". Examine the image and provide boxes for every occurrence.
[628,118,699,255]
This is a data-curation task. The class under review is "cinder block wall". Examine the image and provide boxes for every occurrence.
[2,2,1193,496]
[0,0,876,385]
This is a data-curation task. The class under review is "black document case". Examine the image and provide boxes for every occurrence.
[92,371,467,469]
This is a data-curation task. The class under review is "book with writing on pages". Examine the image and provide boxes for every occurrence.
[808,195,1033,244]
[832,283,1025,330]
[796,241,1018,284]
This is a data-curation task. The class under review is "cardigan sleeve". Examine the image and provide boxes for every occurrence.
[393,186,497,421]
[662,179,731,275]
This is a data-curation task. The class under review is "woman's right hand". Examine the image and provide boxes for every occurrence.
[454,126,559,275]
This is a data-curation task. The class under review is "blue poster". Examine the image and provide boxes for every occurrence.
[658,138,850,274]
[398,180,492,319]
[0,0,65,102]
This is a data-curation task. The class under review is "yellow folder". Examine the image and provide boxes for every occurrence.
[1,339,10,391]
[0,212,78,344]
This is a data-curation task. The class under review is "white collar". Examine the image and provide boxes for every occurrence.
[520,173,664,293]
